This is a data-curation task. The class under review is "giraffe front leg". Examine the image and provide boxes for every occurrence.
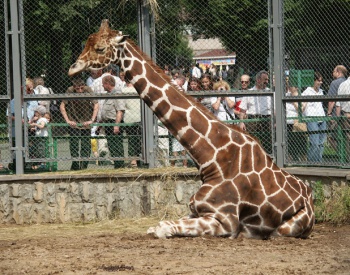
[147,216,230,238]
[147,221,175,238]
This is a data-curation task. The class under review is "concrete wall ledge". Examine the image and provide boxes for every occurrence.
[284,167,350,181]
[0,167,349,183]
[0,169,200,183]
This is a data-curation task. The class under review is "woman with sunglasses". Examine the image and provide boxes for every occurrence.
[210,80,237,122]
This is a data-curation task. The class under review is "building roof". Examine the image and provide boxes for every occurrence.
[188,37,223,51]
[193,49,236,60]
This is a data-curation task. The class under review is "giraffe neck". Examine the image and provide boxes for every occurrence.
[114,40,243,174]
[116,40,195,131]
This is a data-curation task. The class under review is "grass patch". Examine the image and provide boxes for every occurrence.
[314,181,350,225]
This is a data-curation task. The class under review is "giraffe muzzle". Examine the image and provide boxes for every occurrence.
[68,60,87,76]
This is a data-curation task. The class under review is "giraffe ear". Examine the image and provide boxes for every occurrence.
[111,33,129,45]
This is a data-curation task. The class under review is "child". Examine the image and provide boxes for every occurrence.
[30,109,50,169]
[91,127,99,165]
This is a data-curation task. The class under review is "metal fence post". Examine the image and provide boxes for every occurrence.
[9,0,24,174]
[138,0,156,168]
[272,0,285,167]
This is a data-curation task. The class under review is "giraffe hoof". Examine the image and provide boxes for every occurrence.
[147,227,156,235]
[147,223,172,239]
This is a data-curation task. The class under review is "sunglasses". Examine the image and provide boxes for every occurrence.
[241,81,249,84]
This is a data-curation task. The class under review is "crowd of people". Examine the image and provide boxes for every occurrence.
[7,65,138,171]
[286,65,349,163]
[163,63,350,165]
[160,65,273,163]
[7,77,52,171]
[5,62,350,171]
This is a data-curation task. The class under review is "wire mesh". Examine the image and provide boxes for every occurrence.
[284,1,350,167]
[16,1,141,172]
[2,0,350,173]
[152,0,272,164]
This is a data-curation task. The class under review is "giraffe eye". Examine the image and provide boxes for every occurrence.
[95,47,105,53]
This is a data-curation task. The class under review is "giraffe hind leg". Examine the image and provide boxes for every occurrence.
[275,208,314,238]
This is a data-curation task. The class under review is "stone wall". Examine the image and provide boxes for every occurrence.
[0,172,201,224]
[0,167,349,224]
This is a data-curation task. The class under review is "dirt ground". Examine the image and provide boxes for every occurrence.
[0,218,349,275]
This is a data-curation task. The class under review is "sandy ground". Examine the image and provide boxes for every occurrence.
[0,219,349,275]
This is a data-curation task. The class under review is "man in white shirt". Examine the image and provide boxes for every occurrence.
[86,69,102,87]
[90,64,123,161]
[192,63,202,79]
[239,70,273,153]
[239,71,271,125]
[336,76,350,161]
[336,76,350,115]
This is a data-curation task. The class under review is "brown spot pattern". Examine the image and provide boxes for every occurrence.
[167,110,189,135]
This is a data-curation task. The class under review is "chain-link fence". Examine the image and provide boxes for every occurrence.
[5,0,142,173]
[0,2,11,173]
[152,0,273,167]
[2,0,350,174]
[283,1,350,167]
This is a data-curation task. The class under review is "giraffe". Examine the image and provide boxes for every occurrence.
[68,20,315,239]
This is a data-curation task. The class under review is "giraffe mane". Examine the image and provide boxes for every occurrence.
[124,36,260,147]
[126,38,172,80]
[125,38,254,138]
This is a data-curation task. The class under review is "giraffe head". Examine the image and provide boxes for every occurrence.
[68,19,128,76]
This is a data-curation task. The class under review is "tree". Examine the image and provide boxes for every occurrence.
[23,0,138,93]
[154,0,194,70]
[181,0,270,75]
[284,0,350,89]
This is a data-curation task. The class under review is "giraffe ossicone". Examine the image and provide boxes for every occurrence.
[68,20,315,239]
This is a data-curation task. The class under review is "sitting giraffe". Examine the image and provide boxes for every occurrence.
[68,20,314,239]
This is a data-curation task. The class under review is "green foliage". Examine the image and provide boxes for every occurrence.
[182,0,269,71]
[313,181,327,222]
[328,186,350,225]
[313,181,350,225]
[18,0,350,90]
[23,0,138,93]
[284,0,350,89]
[154,0,194,68]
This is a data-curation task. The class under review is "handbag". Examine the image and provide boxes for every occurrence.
[293,120,307,132]
[223,101,235,121]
